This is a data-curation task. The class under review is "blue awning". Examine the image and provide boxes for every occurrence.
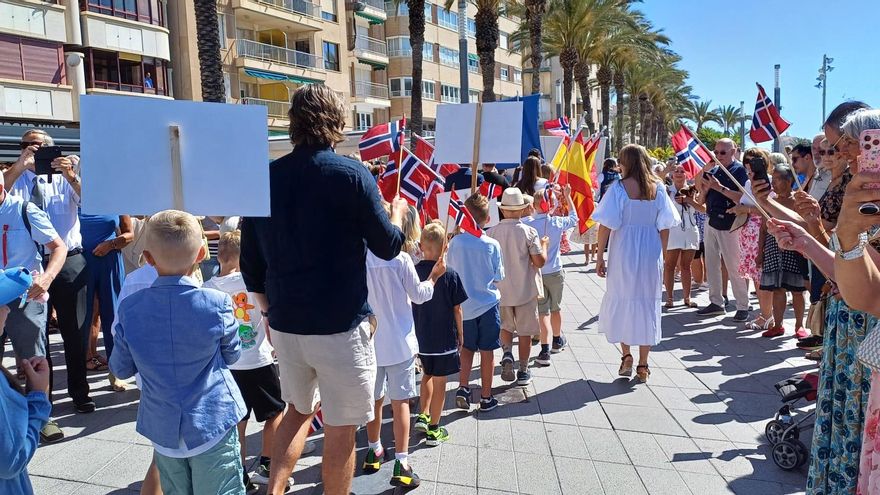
[244,68,288,81]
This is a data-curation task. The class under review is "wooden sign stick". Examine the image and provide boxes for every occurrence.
[396,113,406,197]
[169,125,184,211]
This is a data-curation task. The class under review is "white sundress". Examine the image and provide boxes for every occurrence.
[666,185,700,251]
[594,181,681,346]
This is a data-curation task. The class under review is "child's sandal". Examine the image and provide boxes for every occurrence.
[636,365,650,383]
[618,354,633,377]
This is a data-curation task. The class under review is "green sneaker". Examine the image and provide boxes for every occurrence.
[362,448,383,474]
[390,459,421,488]
[414,413,431,433]
[425,426,450,446]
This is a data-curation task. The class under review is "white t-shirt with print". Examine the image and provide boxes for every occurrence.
[203,272,274,370]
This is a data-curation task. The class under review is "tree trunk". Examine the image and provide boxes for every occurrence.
[613,69,625,153]
[526,0,545,95]
[475,9,499,102]
[574,59,594,134]
[628,95,637,144]
[560,47,576,119]
[595,64,612,140]
[194,0,224,102]
[408,0,425,144]
[639,98,651,146]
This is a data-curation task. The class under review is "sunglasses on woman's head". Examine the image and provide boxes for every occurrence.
[831,133,848,152]
[19,141,42,149]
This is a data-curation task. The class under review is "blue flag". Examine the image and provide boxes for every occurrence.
[497,94,542,170]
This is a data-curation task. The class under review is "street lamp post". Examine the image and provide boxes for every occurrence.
[739,100,746,153]
[773,64,781,153]
[458,0,469,103]
[555,79,562,119]
[816,54,834,124]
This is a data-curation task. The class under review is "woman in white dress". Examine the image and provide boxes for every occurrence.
[663,164,704,308]
[595,145,681,382]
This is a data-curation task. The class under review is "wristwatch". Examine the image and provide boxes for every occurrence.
[830,231,869,260]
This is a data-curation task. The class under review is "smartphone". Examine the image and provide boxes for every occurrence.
[858,130,880,215]
[747,156,769,184]
[34,146,62,178]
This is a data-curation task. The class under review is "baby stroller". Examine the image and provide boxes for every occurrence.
[766,372,818,470]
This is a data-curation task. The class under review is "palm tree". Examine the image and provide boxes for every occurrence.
[194,0,224,102]
[715,104,741,136]
[408,0,426,141]
[447,0,502,102]
[525,0,548,95]
[686,100,721,133]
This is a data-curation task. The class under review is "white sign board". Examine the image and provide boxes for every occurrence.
[540,135,565,161]
[434,101,523,165]
[80,95,270,216]
[436,188,500,232]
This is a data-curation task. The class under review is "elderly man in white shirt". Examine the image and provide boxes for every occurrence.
[4,129,95,441]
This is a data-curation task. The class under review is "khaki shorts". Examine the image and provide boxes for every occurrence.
[271,319,376,427]
[538,271,565,314]
[500,300,540,336]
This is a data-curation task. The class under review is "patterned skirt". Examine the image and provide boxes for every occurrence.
[858,371,880,495]
[807,297,874,494]
[737,214,761,282]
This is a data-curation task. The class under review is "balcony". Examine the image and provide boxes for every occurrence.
[348,0,386,23]
[234,39,325,83]
[232,0,322,32]
[353,36,388,67]
[0,79,73,122]
[241,97,290,128]
[351,80,391,109]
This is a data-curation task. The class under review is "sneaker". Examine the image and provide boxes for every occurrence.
[535,349,551,366]
[40,420,64,443]
[732,310,750,322]
[244,473,259,494]
[762,326,785,338]
[390,460,421,488]
[500,352,515,382]
[414,413,431,433]
[480,396,499,412]
[425,427,450,446]
[531,336,540,346]
[696,303,725,316]
[251,464,294,487]
[723,296,730,307]
[794,327,810,339]
[551,335,567,353]
[362,448,384,474]
[74,398,96,414]
[516,369,532,386]
[455,387,471,410]
[797,335,823,350]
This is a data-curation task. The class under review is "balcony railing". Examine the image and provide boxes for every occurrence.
[254,0,321,18]
[91,80,167,96]
[236,39,322,70]
[353,81,389,99]
[354,36,387,57]
[241,97,289,118]
[361,0,385,10]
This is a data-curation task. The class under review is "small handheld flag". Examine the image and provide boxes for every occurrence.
[671,125,713,179]
[479,181,503,199]
[448,190,482,238]
[543,117,571,136]
[749,83,790,143]
[358,119,405,162]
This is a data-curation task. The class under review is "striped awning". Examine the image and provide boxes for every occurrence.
[244,68,324,85]
[354,10,385,24]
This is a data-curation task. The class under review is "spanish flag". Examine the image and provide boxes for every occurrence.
[558,130,599,234]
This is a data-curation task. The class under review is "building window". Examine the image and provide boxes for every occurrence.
[422,42,434,61]
[323,41,339,71]
[217,14,227,49]
[467,54,479,73]
[499,32,509,50]
[422,80,435,100]
[86,48,169,95]
[321,0,338,21]
[321,11,337,21]
[390,77,413,97]
[424,2,432,21]
[0,34,66,84]
[440,84,460,103]
[467,18,476,38]
[514,68,522,83]
[437,8,457,30]
[500,66,509,81]
[387,36,412,57]
[439,46,459,68]
[83,0,165,27]
[356,112,373,131]
[469,89,480,101]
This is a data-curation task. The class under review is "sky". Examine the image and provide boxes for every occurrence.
[639,0,879,143]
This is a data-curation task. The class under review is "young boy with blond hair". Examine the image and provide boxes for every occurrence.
[446,193,504,411]
[110,210,247,495]
[412,221,468,445]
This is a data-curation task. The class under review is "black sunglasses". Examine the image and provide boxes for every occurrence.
[714,150,729,156]
[19,141,43,149]
[819,149,836,156]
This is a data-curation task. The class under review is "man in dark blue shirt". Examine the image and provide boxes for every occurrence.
[695,138,750,321]
[444,165,482,191]
[240,84,407,495]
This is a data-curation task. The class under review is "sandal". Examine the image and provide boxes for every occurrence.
[618,354,633,377]
[86,357,108,372]
[805,348,823,362]
[683,299,698,308]
[664,299,674,309]
[747,316,774,331]
[636,364,650,383]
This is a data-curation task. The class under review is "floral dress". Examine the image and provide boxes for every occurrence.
[859,344,880,495]
[737,214,761,282]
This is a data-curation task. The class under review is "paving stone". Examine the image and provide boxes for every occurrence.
[602,403,687,436]
[593,461,648,495]
[477,448,519,492]
[544,422,589,459]
[555,457,603,495]
[29,437,130,482]
[437,444,477,487]
[514,453,562,494]
[581,427,630,465]
[617,431,673,470]
[634,466,690,495]
[677,471,734,494]
[86,443,154,489]
[477,417,513,451]
[510,419,551,455]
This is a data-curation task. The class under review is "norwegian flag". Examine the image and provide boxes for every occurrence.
[543,117,570,136]
[479,181,503,199]
[308,405,324,435]
[749,83,790,143]
[413,133,459,177]
[358,118,405,161]
[448,190,482,238]
[377,150,443,207]
[539,183,556,213]
[671,125,713,179]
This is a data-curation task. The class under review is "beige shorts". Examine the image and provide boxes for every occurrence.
[500,300,540,336]
[271,319,376,427]
[538,271,565,314]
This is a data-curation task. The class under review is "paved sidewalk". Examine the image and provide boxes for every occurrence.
[8,252,814,494]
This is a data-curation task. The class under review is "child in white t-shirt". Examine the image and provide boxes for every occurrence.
[203,231,285,489]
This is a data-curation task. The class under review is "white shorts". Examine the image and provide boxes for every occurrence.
[374,356,417,401]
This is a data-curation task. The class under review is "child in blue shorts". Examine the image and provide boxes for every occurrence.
[446,193,505,412]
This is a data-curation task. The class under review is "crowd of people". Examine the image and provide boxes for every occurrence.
[1,82,880,495]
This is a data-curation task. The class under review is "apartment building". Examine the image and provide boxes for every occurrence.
[0,0,172,125]
[523,55,602,130]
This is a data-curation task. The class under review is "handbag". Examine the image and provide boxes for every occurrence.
[805,289,828,339]
[858,323,880,371]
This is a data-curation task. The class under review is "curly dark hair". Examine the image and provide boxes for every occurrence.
[288,84,346,147]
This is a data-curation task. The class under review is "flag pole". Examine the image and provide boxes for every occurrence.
[396,113,406,197]
[687,125,771,220]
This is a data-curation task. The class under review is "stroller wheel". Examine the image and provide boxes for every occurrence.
[772,441,801,471]
[792,439,809,468]
[765,420,798,445]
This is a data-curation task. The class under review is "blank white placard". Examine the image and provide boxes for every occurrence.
[434,103,478,165]
[540,135,565,161]
[436,188,499,232]
[434,101,523,166]
[80,95,269,216]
